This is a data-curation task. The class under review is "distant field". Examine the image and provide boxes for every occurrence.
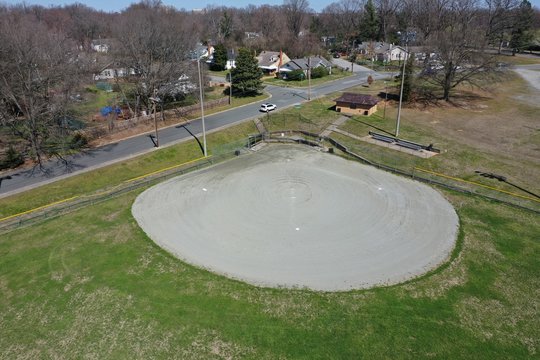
[0,64,539,358]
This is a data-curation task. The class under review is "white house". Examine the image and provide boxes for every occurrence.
[93,62,133,81]
[91,39,114,53]
[358,42,410,62]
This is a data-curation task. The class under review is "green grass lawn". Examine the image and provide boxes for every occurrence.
[73,86,119,121]
[0,175,538,358]
[260,96,341,133]
[0,122,257,219]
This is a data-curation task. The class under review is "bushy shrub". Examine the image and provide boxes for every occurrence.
[0,145,24,170]
[311,66,328,79]
[285,69,305,81]
[69,133,88,150]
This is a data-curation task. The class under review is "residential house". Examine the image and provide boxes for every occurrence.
[257,51,291,75]
[279,56,333,78]
[358,42,409,62]
[334,93,379,116]
[93,62,132,81]
[245,32,262,40]
[321,36,336,47]
[91,38,115,53]
[194,43,215,62]
[408,46,438,62]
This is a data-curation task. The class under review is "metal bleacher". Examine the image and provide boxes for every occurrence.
[368,131,440,153]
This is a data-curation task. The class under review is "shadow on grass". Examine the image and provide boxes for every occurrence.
[349,115,395,136]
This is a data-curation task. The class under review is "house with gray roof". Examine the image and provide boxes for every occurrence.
[357,42,409,62]
[279,56,332,78]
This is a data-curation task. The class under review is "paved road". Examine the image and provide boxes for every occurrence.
[0,69,385,197]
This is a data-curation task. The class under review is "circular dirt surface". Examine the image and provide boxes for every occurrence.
[132,144,458,291]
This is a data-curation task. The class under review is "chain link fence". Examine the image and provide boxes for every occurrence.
[254,130,540,214]
[2,129,538,234]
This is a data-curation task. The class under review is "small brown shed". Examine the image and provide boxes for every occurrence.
[334,93,379,116]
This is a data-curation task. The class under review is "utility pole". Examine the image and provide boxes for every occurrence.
[149,91,160,147]
[229,71,232,105]
[229,49,234,106]
[197,57,208,157]
[307,57,311,101]
[395,50,406,137]
[383,81,388,120]
[395,31,415,138]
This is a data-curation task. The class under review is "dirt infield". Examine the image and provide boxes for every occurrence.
[132,144,458,291]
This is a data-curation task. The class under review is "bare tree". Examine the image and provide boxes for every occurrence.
[403,0,449,40]
[483,0,521,52]
[376,0,402,42]
[112,5,197,116]
[419,0,497,101]
[283,0,311,38]
[0,12,83,169]
[321,0,363,44]
[256,5,279,39]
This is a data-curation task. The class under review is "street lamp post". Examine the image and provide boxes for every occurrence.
[383,81,388,120]
[149,92,160,147]
[395,31,415,138]
[307,56,311,101]
[196,56,208,157]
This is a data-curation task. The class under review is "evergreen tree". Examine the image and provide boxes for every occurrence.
[510,0,534,55]
[361,0,379,41]
[230,48,263,96]
[210,43,227,71]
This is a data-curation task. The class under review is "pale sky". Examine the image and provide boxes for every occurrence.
[5,0,538,13]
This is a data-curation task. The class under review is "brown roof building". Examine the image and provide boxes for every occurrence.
[334,93,379,116]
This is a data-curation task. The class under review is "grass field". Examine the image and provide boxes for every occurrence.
[0,177,538,358]
[0,63,539,358]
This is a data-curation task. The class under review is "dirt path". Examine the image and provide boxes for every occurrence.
[513,64,540,93]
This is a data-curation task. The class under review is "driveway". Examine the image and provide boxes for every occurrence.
[332,57,374,73]
[513,64,540,92]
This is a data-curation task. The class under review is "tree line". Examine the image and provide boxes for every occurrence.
[0,0,539,169]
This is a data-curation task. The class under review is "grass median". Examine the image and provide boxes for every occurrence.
[0,121,258,219]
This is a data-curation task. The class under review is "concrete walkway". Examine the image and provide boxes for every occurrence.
[319,115,350,138]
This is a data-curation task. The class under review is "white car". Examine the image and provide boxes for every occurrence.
[260,103,277,112]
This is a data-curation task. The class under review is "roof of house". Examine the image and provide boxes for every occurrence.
[282,56,331,71]
[257,51,284,68]
[357,42,407,54]
[334,93,379,107]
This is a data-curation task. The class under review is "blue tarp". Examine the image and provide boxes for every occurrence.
[100,106,121,117]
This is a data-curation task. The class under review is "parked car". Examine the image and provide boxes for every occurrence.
[260,103,277,112]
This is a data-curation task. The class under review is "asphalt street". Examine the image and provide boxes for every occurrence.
[0,66,382,197]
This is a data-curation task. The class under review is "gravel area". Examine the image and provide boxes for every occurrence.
[132,144,458,291]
